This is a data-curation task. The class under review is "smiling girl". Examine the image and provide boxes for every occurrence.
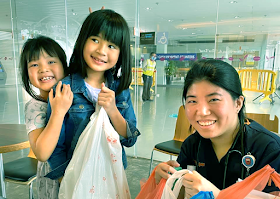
[44,9,140,183]
[20,36,73,198]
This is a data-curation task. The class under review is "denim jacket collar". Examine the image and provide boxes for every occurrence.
[70,70,115,94]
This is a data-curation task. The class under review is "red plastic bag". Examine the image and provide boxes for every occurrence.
[135,166,166,199]
[217,165,280,199]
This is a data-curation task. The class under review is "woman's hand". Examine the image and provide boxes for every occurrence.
[182,171,220,198]
[155,160,180,184]
[98,83,117,116]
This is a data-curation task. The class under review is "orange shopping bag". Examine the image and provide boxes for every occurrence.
[217,165,280,199]
[136,166,166,199]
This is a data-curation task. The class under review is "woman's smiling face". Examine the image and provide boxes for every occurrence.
[185,80,243,140]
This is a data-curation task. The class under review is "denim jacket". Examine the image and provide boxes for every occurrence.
[45,72,140,180]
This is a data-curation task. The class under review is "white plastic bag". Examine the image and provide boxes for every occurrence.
[59,106,131,199]
[161,169,191,199]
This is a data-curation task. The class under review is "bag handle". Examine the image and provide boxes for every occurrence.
[217,165,280,199]
[136,166,167,199]
[90,104,102,120]
[162,169,191,199]
[95,104,101,113]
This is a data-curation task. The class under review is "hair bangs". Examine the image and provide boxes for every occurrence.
[26,44,59,63]
[86,12,125,48]
[25,46,42,63]
[43,46,60,58]
[86,19,102,39]
[100,20,124,48]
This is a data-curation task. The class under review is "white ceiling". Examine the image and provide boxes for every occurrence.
[1,0,280,44]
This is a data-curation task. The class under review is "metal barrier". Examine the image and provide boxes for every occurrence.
[238,69,280,104]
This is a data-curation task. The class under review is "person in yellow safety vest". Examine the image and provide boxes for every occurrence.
[142,52,156,101]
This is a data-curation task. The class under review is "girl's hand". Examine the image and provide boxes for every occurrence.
[155,160,180,184]
[182,171,220,198]
[49,81,73,116]
[98,83,117,116]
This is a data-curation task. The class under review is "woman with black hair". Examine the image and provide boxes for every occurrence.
[155,59,280,198]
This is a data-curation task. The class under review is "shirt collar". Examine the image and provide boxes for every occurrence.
[70,70,115,93]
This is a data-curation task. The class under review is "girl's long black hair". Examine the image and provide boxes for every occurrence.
[69,9,132,95]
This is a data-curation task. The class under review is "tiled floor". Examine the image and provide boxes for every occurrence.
[0,83,280,198]
[2,149,160,199]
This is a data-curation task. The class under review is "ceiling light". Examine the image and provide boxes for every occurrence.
[146,7,151,10]
[238,25,241,27]
[192,33,196,34]
[229,1,237,3]
[143,46,146,48]
[234,16,240,19]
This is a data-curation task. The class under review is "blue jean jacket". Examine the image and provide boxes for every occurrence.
[45,72,140,180]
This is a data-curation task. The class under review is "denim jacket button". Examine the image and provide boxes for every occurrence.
[122,101,127,106]
[134,131,138,136]
[79,105,84,109]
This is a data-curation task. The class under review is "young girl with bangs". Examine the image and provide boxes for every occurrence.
[44,9,140,182]
[20,36,73,198]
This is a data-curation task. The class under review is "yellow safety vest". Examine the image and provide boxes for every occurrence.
[143,59,156,76]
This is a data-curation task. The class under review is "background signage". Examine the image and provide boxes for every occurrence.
[156,53,197,61]
[140,32,155,45]
[157,32,168,45]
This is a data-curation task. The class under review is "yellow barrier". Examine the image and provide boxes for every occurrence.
[238,69,278,103]
[131,67,156,87]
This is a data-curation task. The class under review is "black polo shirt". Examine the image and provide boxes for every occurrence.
[177,120,280,193]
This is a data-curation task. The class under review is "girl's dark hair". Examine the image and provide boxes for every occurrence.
[69,9,132,95]
[19,36,68,102]
[182,59,246,133]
